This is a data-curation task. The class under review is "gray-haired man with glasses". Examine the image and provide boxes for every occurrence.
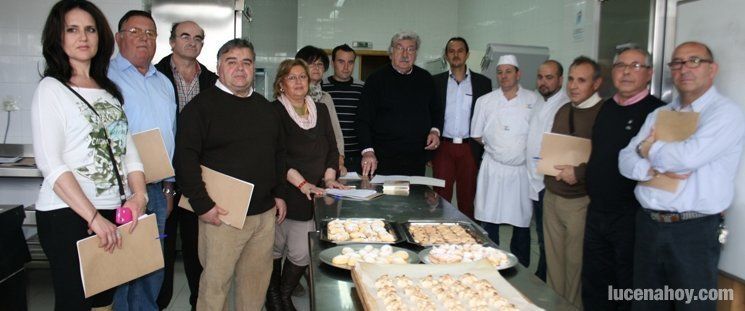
[619,41,745,310]
[108,10,176,310]
[581,46,664,310]
[357,31,443,176]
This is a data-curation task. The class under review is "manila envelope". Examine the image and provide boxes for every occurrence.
[77,214,163,298]
[640,110,699,192]
[132,128,175,183]
[537,133,592,176]
[179,165,254,229]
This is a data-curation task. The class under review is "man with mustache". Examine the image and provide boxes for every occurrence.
[357,31,443,176]
[620,41,744,310]
[108,10,176,310]
[543,56,603,308]
[526,59,568,281]
[154,20,217,310]
[582,46,663,310]
[431,37,492,220]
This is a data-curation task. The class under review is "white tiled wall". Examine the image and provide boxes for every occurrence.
[0,0,142,144]
[459,0,599,78]
[297,0,459,67]
[296,0,599,80]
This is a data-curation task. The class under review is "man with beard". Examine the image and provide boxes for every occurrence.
[526,59,568,281]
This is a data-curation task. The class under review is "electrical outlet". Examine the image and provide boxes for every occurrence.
[2,96,19,112]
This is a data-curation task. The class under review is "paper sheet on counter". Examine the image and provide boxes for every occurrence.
[325,188,382,200]
[179,165,254,229]
[369,175,445,188]
[77,214,163,298]
[339,171,362,180]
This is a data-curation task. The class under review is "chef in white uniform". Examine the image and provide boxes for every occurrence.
[471,54,536,267]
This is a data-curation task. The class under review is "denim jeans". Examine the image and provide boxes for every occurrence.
[114,183,166,311]
[481,222,531,267]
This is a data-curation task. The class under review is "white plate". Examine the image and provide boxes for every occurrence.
[418,246,519,270]
[319,244,419,270]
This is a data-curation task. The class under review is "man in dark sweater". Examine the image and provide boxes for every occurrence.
[582,48,664,310]
[153,20,217,310]
[322,44,365,174]
[543,56,603,308]
[357,31,443,176]
[174,39,287,311]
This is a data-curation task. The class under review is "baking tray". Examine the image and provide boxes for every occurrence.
[319,218,405,244]
[401,220,494,246]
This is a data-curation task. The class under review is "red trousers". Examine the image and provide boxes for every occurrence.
[431,141,478,219]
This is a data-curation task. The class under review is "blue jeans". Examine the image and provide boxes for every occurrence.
[481,222,531,267]
[114,183,166,311]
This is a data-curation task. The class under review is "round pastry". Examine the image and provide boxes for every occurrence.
[392,250,409,260]
[331,255,348,265]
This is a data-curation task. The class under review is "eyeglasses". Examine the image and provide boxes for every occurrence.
[393,46,417,54]
[178,34,203,44]
[612,62,650,72]
[308,61,325,69]
[285,74,308,82]
[667,57,713,70]
[121,27,157,39]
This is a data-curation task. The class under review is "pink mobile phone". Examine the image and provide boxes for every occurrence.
[115,207,133,225]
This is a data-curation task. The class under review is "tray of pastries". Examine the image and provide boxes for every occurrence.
[351,260,543,311]
[321,218,404,244]
[319,244,419,270]
[419,244,518,270]
[402,220,491,246]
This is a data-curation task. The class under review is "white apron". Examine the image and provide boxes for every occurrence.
[472,88,534,227]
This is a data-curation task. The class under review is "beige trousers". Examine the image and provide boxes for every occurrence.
[543,190,588,309]
[197,208,276,311]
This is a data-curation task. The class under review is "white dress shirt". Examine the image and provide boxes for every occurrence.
[618,87,745,214]
[526,90,569,201]
[442,69,473,139]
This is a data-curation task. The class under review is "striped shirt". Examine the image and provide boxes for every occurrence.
[322,76,364,156]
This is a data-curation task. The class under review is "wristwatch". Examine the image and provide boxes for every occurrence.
[162,187,176,196]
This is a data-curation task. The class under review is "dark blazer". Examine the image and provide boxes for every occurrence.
[155,54,218,120]
[433,69,492,163]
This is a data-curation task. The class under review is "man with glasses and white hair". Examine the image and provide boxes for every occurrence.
[620,41,745,310]
[108,10,176,310]
[357,31,443,176]
[581,46,664,310]
[154,20,218,310]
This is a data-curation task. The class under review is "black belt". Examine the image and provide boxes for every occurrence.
[441,137,472,144]
[643,209,712,223]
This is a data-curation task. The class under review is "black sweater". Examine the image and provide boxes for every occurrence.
[586,94,665,213]
[175,87,286,216]
[274,101,339,221]
[357,65,443,155]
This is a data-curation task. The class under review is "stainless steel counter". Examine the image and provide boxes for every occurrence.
[310,183,578,310]
[0,158,42,178]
